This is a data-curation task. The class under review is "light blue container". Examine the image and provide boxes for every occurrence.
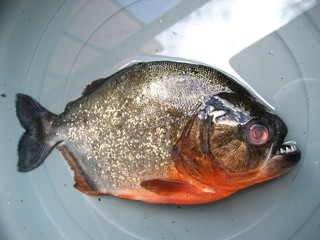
[1,1,319,239]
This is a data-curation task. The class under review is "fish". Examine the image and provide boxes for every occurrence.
[15,61,301,204]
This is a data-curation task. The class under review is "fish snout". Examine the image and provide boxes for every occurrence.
[261,116,300,178]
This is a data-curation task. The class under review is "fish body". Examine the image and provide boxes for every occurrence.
[16,61,300,204]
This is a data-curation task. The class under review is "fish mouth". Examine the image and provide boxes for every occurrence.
[260,141,300,179]
[276,141,299,155]
[270,118,301,166]
[275,141,301,163]
[269,141,301,170]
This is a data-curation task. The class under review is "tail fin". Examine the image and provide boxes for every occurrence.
[16,94,58,172]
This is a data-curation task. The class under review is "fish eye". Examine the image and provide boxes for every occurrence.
[247,123,269,145]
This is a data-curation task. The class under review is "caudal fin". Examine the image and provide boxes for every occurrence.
[16,94,58,172]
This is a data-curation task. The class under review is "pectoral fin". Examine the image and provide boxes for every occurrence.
[140,179,198,195]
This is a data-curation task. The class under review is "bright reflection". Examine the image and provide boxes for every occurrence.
[121,0,183,23]
[155,0,317,73]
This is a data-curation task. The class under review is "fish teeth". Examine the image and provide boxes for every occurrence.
[286,146,291,153]
[278,144,297,154]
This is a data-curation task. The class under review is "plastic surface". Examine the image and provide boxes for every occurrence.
[1,0,319,239]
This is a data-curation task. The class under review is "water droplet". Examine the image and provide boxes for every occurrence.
[268,48,275,56]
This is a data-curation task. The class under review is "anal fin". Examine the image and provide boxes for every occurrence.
[58,145,101,195]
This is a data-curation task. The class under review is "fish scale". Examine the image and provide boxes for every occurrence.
[53,66,192,190]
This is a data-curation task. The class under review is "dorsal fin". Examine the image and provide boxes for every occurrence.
[82,78,108,96]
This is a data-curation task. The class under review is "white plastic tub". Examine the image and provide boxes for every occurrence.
[1,1,319,239]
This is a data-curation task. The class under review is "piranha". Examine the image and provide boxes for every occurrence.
[16,61,300,204]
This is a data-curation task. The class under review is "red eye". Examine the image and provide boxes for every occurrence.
[248,124,269,145]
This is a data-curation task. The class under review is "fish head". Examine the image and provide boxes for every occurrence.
[174,90,301,194]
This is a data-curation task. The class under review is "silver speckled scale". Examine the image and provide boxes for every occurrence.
[52,61,232,192]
